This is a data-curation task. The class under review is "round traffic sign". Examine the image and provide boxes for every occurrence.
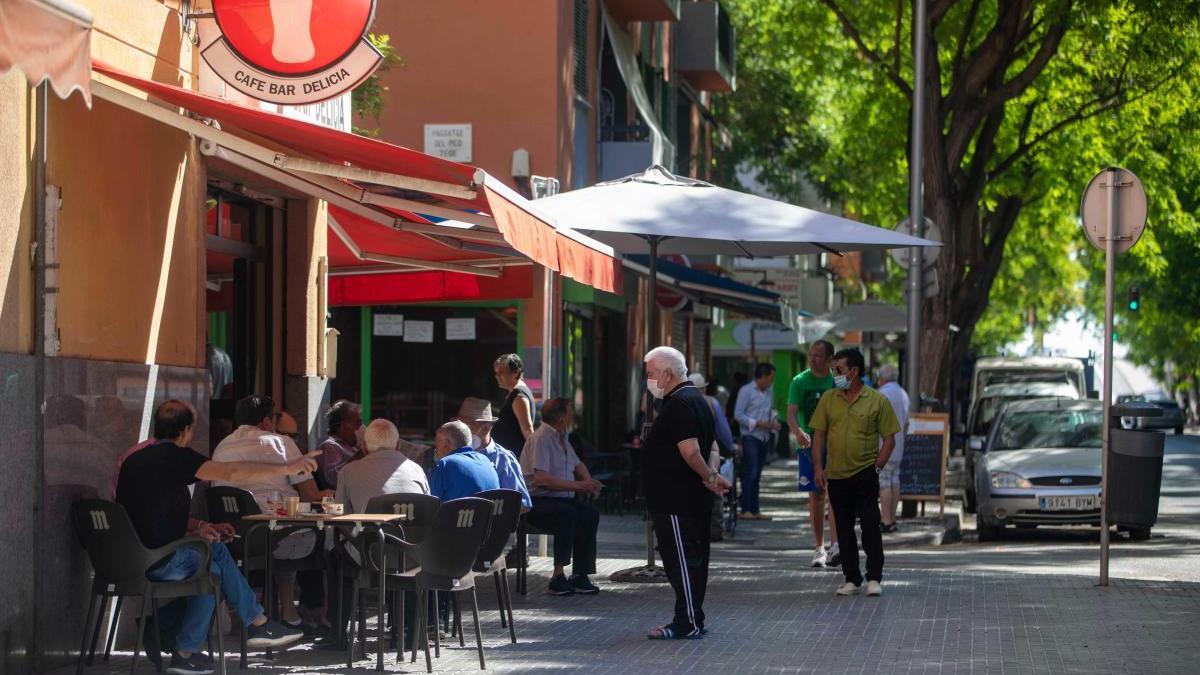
[1080,168,1147,254]
[889,216,941,269]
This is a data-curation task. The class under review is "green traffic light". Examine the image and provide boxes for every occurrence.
[1129,299,1140,311]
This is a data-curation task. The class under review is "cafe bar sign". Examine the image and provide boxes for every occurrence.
[203,0,383,105]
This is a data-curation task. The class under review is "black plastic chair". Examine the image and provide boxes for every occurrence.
[359,497,493,673]
[360,493,442,658]
[466,489,522,644]
[514,514,555,595]
[72,499,226,675]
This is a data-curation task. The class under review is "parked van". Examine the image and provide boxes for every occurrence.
[962,356,1088,512]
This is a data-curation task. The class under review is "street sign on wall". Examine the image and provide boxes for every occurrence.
[202,0,383,105]
[424,124,473,162]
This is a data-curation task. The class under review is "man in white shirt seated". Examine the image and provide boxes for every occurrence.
[212,394,333,628]
[520,398,604,596]
[335,418,430,513]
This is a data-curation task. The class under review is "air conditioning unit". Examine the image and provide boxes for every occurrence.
[530,176,561,199]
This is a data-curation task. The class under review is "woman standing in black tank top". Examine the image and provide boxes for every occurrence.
[492,353,535,456]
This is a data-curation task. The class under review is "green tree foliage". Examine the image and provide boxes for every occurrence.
[718,0,1200,397]
[352,33,405,137]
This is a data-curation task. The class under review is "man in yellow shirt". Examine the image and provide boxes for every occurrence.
[811,348,900,597]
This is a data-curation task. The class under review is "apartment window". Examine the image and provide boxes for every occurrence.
[574,0,589,97]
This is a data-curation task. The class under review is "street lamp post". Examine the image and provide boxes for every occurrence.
[905,0,928,414]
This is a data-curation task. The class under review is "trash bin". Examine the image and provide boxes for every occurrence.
[1107,402,1166,530]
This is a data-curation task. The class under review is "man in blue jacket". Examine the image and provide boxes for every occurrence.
[429,420,500,501]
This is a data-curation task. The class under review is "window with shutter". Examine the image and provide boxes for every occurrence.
[574,0,589,97]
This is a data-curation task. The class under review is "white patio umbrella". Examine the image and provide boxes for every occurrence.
[805,300,910,340]
[536,166,939,580]
[538,166,936,257]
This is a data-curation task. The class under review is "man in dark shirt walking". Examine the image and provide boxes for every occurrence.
[641,347,731,640]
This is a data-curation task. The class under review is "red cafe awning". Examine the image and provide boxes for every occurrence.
[329,266,534,307]
[0,0,93,105]
[90,60,623,293]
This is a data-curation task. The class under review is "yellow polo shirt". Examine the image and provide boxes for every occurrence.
[809,385,901,479]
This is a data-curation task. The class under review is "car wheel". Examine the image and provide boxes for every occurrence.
[978,521,1004,542]
[1128,527,1151,541]
[964,487,977,513]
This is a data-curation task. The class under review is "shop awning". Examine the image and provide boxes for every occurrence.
[625,256,800,330]
[0,0,93,105]
[88,60,623,293]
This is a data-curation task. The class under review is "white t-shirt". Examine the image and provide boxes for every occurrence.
[877,382,911,465]
[212,425,311,511]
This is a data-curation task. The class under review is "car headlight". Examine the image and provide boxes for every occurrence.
[990,471,1032,489]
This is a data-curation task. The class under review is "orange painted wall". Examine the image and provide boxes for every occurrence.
[364,0,589,188]
[46,95,206,368]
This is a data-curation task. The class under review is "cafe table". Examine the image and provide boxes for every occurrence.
[242,512,408,671]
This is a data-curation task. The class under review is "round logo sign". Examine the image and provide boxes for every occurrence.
[203,0,383,105]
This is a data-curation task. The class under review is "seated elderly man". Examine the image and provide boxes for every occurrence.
[212,395,333,628]
[117,400,306,674]
[457,397,531,510]
[336,419,430,512]
[520,398,604,595]
[429,420,500,501]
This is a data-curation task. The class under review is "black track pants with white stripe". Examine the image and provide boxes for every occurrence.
[652,511,711,634]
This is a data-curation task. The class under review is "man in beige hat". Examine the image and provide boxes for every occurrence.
[458,397,531,511]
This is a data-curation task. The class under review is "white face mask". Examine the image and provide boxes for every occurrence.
[834,373,851,390]
[647,377,665,399]
[470,434,482,449]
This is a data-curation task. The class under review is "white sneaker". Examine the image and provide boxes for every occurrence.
[827,542,841,567]
[866,580,882,596]
[810,547,827,568]
[835,582,861,596]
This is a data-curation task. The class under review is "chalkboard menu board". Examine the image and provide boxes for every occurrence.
[899,413,949,514]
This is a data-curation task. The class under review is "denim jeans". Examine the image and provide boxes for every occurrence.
[147,542,263,653]
[738,435,769,514]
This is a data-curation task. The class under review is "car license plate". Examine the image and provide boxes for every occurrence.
[1039,495,1097,511]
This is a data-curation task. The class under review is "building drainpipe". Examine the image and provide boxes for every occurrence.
[32,80,48,670]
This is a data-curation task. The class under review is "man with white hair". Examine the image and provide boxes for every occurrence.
[429,420,499,501]
[642,346,730,640]
[334,418,429,513]
[875,364,910,532]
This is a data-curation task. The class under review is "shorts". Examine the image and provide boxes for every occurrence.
[877,459,901,488]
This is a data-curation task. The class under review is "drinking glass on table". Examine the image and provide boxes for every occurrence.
[321,495,335,514]
[267,490,284,515]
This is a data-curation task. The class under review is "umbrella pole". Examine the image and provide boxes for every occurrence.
[612,235,668,583]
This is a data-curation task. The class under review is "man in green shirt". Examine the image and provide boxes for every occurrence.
[786,339,840,568]
[811,348,900,598]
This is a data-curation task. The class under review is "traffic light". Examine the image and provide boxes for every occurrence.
[1128,286,1141,312]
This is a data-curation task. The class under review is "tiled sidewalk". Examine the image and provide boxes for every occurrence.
[65,459,1200,674]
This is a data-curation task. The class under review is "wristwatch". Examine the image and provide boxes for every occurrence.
[705,470,718,485]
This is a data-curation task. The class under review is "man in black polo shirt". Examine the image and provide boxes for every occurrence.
[641,346,731,640]
[116,400,310,674]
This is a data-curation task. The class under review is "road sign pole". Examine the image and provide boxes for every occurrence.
[1099,167,1118,587]
[1079,166,1147,588]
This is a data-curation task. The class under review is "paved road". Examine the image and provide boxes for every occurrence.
[62,433,1200,674]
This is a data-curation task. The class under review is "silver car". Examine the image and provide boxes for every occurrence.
[1118,393,1186,434]
[974,398,1104,541]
